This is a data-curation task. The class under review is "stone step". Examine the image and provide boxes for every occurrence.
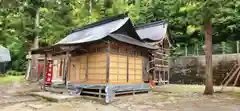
[45,87,68,94]
[29,92,79,102]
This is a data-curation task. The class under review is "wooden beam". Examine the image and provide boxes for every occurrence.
[221,64,238,85]
[233,71,240,87]
[221,66,240,91]
[106,41,110,83]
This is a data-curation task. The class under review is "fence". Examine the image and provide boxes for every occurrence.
[174,41,240,56]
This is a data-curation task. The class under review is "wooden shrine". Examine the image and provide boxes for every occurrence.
[31,14,158,93]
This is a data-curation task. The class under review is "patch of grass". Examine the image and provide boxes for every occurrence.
[6,70,25,76]
[0,75,25,85]
[40,97,50,102]
[152,84,205,93]
[153,84,240,94]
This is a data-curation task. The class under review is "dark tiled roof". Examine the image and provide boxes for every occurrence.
[57,14,130,45]
[109,34,158,49]
[72,14,128,33]
[136,20,168,42]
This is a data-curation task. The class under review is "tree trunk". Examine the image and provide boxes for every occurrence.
[28,7,40,81]
[203,20,214,95]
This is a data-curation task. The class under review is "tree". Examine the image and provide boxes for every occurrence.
[177,0,240,94]
[178,0,216,94]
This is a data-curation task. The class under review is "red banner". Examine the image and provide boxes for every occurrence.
[45,61,53,85]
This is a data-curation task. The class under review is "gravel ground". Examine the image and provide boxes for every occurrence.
[1,84,240,111]
[0,81,40,107]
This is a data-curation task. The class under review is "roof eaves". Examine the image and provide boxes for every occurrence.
[135,20,167,29]
[109,34,159,50]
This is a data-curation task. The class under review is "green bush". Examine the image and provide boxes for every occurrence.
[5,70,25,76]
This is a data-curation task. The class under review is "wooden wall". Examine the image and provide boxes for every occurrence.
[109,54,127,84]
[68,52,143,84]
[52,56,64,80]
[128,56,143,83]
[52,42,145,85]
[69,53,107,84]
[109,54,143,84]
[69,55,87,83]
[87,53,107,84]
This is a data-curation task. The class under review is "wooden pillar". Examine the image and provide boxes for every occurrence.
[167,55,170,84]
[127,49,129,82]
[167,69,170,84]
[158,70,160,82]
[43,53,47,90]
[59,59,63,77]
[167,47,170,84]
[153,70,156,81]
[163,70,166,83]
[63,52,70,86]
[98,88,102,98]
[62,58,66,80]
[85,54,88,81]
[106,41,110,83]
[141,52,145,82]
[25,52,32,80]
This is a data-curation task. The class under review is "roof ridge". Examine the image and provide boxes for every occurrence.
[135,20,167,29]
[72,13,128,33]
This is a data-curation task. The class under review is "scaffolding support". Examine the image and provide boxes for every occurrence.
[147,42,169,85]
